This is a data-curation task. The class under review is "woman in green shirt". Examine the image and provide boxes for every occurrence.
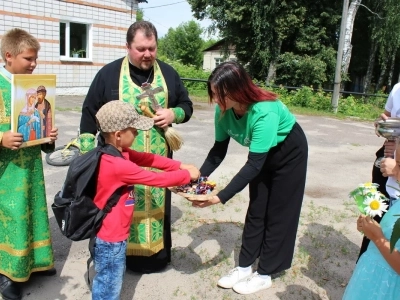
[192,61,308,295]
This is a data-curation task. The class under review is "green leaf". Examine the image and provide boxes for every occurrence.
[353,195,366,215]
[390,218,400,252]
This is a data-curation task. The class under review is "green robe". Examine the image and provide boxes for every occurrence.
[119,57,173,256]
[0,67,54,282]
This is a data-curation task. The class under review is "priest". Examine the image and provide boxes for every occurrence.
[79,20,193,273]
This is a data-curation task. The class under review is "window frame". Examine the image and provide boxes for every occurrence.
[59,17,93,62]
[214,57,223,68]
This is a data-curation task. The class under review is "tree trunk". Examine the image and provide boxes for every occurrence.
[266,40,282,84]
[387,50,396,92]
[376,57,388,93]
[342,0,362,77]
[363,41,377,93]
[266,63,276,85]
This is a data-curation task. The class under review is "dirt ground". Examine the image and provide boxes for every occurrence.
[21,97,384,300]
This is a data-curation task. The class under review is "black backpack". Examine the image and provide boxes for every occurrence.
[51,144,124,282]
[52,144,124,241]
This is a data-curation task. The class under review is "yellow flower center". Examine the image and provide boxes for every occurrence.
[369,200,380,210]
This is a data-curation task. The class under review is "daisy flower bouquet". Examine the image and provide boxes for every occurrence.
[349,182,388,217]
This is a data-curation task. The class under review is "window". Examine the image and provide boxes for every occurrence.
[60,21,92,59]
[215,58,223,67]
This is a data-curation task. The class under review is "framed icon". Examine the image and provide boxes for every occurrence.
[10,74,56,148]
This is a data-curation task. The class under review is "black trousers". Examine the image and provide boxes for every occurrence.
[357,145,389,261]
[238,123,308,275]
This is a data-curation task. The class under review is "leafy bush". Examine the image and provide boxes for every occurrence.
[160,57,210,94]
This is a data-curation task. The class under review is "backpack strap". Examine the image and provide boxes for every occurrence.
[86,145,125,285]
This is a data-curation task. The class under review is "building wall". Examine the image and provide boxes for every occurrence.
[0,0,138,95]
[203,50,236,71]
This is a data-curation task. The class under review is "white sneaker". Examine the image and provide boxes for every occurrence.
[217,267,252,289]
[232,271,272,294]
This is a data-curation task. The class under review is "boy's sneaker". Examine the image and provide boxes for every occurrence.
[232,271,272,295]
[217,267,252,289]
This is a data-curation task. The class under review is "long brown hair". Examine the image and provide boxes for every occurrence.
[207,61,277,112]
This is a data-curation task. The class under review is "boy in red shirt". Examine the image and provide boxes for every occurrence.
[92,100,199,300]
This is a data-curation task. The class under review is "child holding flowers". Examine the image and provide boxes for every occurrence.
[343,200,400,299]
[344,172,400,298]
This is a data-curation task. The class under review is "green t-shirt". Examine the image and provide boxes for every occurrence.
[214,100,296,153]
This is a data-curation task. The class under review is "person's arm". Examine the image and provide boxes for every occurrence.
[192,151,268,207]
[159,60,193,124]
[359,216,400,274]
[199,138,230,176]
[217,152,268,203]
[126,148,183,171]
[169,69,192,124]
[112,155,192,187]
[80,71,107,135]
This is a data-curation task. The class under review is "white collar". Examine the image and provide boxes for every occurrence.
[0,66,12,80]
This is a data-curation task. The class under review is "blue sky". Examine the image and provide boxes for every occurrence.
[139,0,214,38]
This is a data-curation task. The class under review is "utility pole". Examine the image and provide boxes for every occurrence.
[331,0,349,113]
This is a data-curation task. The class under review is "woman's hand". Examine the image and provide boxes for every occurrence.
[191,195,221,208]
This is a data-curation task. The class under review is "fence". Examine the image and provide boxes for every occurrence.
[181,78,388,99]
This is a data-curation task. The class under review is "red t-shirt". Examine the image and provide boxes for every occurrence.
[94,148,191,242]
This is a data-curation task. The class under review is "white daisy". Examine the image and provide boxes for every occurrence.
[363,193,388,217]
[358,182,378,195]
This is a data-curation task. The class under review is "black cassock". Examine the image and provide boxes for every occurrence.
[80,57,193,273]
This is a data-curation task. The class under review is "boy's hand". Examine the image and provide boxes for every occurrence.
[1,131,23,150]
[186,166,200,181]
[48,127,58,143]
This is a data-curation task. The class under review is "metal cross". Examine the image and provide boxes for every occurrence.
[136,83,164,110]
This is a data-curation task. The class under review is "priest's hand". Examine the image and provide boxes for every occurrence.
[153,108,175,128]
[1,131,23,150]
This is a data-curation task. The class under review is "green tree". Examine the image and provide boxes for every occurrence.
[136,8,144,21]
[158,21,204,68]
[188,0,341,86]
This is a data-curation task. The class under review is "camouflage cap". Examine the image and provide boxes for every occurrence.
[95,100,154,132]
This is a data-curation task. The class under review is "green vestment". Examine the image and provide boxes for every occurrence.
[119,57,170,256]
[0,68,54,282]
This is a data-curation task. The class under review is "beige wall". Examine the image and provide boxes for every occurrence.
[203,50,236,71]
[0,0,138,95]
